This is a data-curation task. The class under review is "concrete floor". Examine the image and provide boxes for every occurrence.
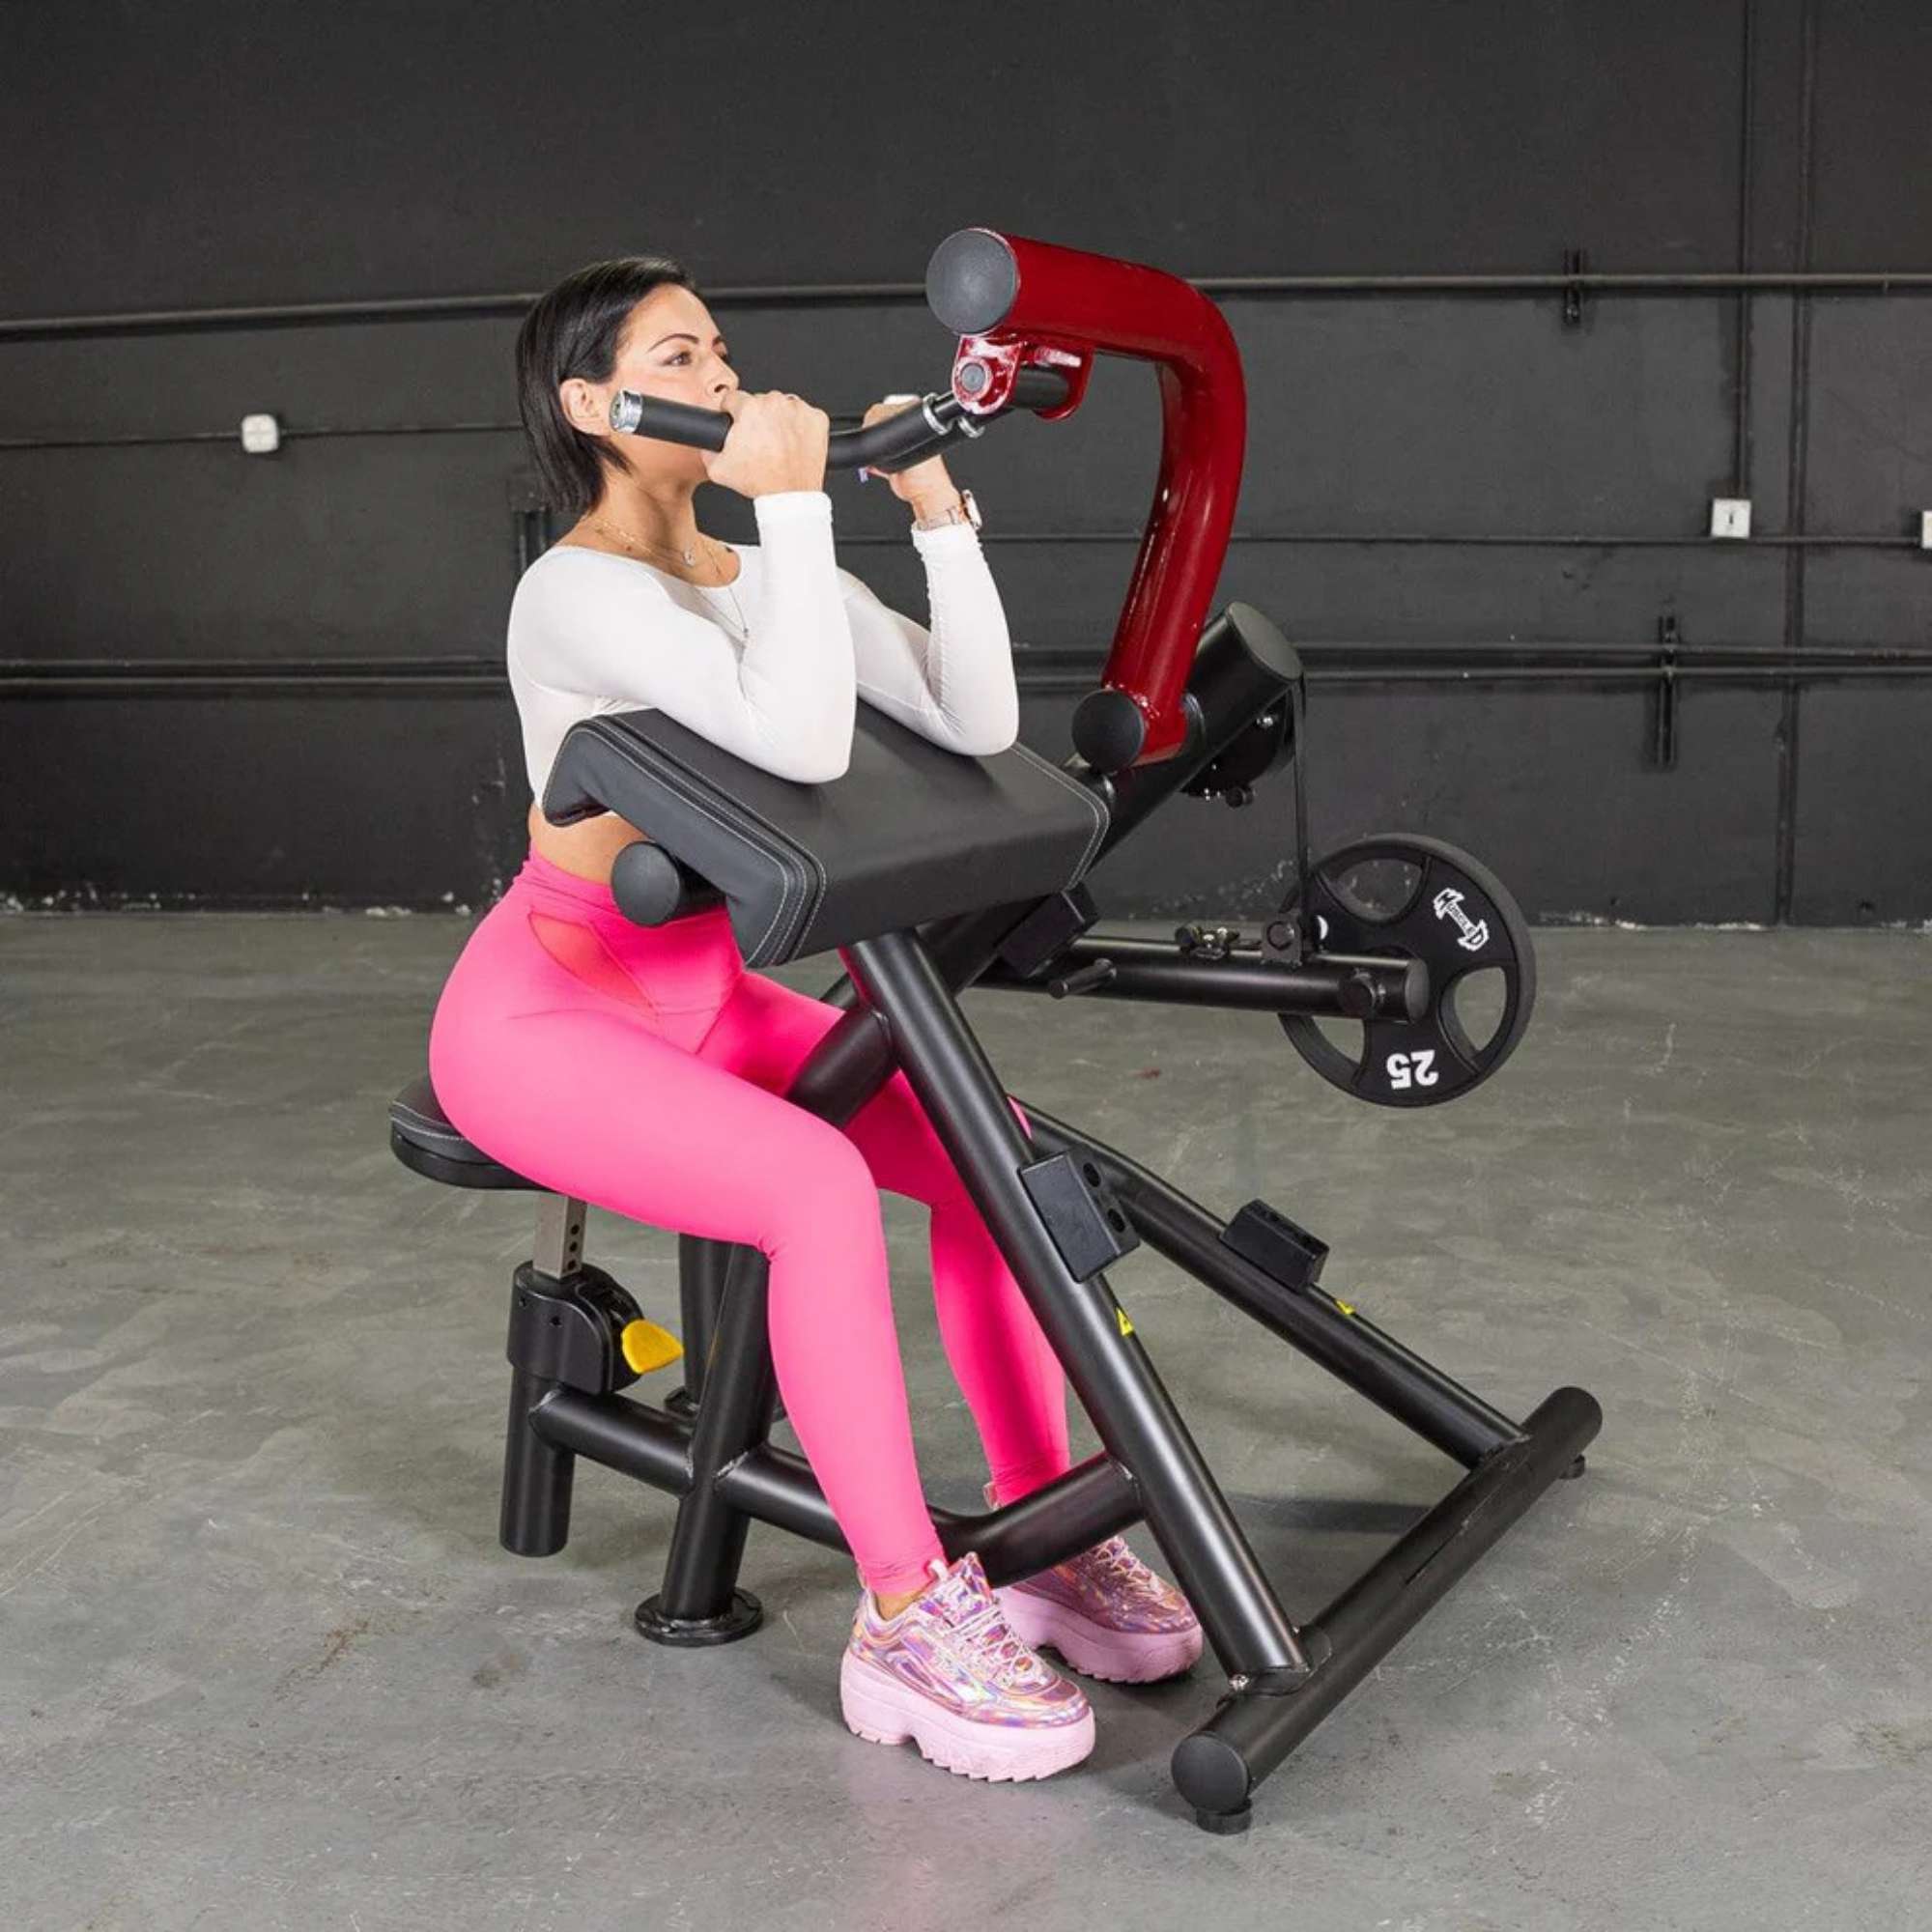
[2,910,1929,1931]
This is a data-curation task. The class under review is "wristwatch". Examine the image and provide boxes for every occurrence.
[913,487,982,533]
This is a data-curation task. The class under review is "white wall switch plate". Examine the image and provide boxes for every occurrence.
[1710,497,1752,539]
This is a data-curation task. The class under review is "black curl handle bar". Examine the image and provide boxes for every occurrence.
[608,365,1072,475]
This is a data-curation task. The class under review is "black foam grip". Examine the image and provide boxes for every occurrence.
[611,394,732,451]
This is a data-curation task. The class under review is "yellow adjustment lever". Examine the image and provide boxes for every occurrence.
[619,1318,684,1377]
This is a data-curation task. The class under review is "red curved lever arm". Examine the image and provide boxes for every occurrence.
[937,230,1247,768]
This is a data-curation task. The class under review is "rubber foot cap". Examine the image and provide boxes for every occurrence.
[634,1587,762,1647]
[1172,1732,1252,1817]
[1195,1803,1253,1834]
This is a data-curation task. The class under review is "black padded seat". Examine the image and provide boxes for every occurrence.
[389,1071,545,1191]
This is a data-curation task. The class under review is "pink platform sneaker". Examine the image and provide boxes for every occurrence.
[840,1548,1095,1781]
[981,1480,1205,1683]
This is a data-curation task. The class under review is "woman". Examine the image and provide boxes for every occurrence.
[428,254,1202,1783]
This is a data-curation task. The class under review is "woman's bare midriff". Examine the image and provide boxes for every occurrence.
[526,799,656,885]
[524,529,743,886]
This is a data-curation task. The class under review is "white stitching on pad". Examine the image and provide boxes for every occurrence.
[622,725,834,953]
[627,713,1097,943]
[568,719,811,958]
[657,765,817,964]
[1008,740,1109,878]
[611,726,1105,935]
[572,724,818,963]
[568,720,1106,961]
[639,727,1102,930]
[597,743,803,963]
[614,738,824,962]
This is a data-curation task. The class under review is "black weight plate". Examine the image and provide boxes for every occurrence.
[1275,834,1537,1106]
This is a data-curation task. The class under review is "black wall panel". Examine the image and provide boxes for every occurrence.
[5,695,527,909]
[1237,298,1742,536]
[3,0,1929,923]
[1804,551,1932,644]
[1804,304,1932,539]
[1789,687,1932,922]
[1810,7,1932,267]
[7,0,1749,311]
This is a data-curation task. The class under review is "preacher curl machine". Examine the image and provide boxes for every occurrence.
[388,227,1600,1833]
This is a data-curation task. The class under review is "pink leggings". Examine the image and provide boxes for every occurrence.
[427,846,1073,1597]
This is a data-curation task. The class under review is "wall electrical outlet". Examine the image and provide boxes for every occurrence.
[1709,497,1752,539]
[1920,510,1932,551]
[240,412,282,455]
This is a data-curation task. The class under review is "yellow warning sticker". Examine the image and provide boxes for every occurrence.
[1115,1306,1135,1337]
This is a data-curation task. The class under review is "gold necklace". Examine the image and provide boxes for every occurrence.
[591,514,710,572]
[593,516,747,634]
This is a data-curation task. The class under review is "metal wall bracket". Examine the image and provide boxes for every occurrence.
[1651,614,1681,769]
[1562,247,1589,328]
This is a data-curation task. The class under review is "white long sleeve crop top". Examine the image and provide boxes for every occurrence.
[506,489,1020,801]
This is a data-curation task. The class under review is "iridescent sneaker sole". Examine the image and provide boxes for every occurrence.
[995,1584,1205,1685]
[839,1652,1095,1781]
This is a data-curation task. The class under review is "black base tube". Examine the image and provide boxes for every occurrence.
[714,1441,1143,1584]
[528,1386,1151,1586]
[531,1387,693,1492]
[1172,1386,1603,1820]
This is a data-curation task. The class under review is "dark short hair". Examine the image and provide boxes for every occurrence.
[515,254,699,519]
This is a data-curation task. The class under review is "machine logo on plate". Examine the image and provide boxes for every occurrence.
[1432,887,1490,953]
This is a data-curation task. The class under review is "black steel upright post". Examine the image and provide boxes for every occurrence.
[636,1243,773,1644]
[840,927,1310,1681]
[638,1010,900,1643]
[670,1234,735,1412]
[499,1363,573,1556]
